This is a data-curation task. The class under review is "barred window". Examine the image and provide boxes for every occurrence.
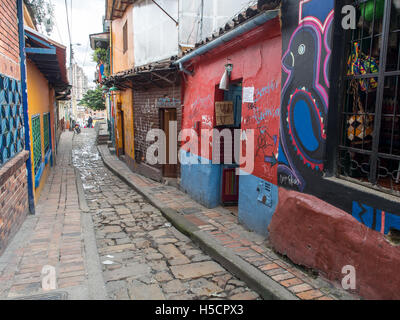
[32,114,42,175]
[0,75,24,167]
[43,112,50,154]
[338,0,400,196]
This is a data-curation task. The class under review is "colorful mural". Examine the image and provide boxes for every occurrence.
[278,0,334,191]
[352,202,400,235]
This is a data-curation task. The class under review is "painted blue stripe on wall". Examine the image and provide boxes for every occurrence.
[238,171,279,236]
[179,150,222,208]
[179,150,279,236]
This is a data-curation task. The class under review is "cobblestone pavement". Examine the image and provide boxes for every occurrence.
[73,129,260,300]
[97,135,359,301]
[0,132,90,299]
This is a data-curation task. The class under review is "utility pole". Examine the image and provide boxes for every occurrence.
[65,0,73,66]
[200,0,204,40]
[65,0,74,123]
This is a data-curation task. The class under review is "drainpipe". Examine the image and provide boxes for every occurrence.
[17,0,35,214]
[109,22,116,148]
[175,9,279,71]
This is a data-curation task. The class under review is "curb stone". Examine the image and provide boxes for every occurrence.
[74,168,109,300]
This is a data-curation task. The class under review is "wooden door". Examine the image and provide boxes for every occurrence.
[162,108,177,178]
[120,110,125,155]
[221,167,239,204]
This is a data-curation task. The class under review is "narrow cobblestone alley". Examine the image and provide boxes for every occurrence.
[73,129,260,300]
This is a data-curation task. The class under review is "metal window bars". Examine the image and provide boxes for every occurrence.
[43,112,50,154]
[338,0,400,195]
[32,114,42,175]
[0,73,25,167]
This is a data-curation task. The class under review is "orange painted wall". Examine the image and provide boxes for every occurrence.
[26,60,54,203]
[111,5,135,162]
[120,89,134,159]
[112,5,134,73]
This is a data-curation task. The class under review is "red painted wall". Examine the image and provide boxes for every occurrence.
[269,188,400,300]
[182,17,282,184]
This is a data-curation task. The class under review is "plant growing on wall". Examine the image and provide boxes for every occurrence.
[78,86,106,111]
[25,0,55,35]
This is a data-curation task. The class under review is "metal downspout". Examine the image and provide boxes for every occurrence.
[17,0,35,214]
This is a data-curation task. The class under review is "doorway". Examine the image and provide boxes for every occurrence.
[161,108,178,178]
[217,82,242,209]
[119,107,125,156]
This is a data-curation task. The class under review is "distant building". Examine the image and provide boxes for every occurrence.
[68,63,89,121]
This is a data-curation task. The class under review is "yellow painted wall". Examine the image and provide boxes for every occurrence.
[26,60,52,203]
[110,5,135,162]
[121,89,134,160]
[111,5,134,74]
[113,89,134,160]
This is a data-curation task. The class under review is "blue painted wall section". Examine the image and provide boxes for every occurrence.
[238,172,278,236]
[352,202,400,235]
[179,150,222,208]
[17,0,35,214]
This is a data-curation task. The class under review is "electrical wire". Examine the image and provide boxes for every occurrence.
[70,0,73,39]
[64,0,72,46]
[49,0,65,45]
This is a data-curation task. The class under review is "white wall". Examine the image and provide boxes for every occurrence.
[133,0,179,66]
[178,0,255,46]
[133,0,255,66]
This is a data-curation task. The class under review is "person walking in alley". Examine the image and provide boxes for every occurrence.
[88,116,93,128]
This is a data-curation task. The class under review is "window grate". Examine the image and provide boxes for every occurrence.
[0,73,24,167]
[43,113,50,154]
[32,115,42,175]
[337,0,400,196]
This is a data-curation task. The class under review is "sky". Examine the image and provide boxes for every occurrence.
[47,0,105,87]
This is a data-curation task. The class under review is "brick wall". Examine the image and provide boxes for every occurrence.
[0,3,28,255]
[133,84,182,178]
[0,0,20,80]
[0,151,30,255]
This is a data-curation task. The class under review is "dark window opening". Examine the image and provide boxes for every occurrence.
[337,0,400,196]
[387,228,400,245]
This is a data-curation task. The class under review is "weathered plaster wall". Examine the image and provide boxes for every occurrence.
[180,150,222,208]
[269,188,400,300]
[111,5,134,74]
[26,60,52,203]
[181,17,282,233]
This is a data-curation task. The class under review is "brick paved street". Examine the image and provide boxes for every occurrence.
[0,132,91,299]
[73,129,260,300]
